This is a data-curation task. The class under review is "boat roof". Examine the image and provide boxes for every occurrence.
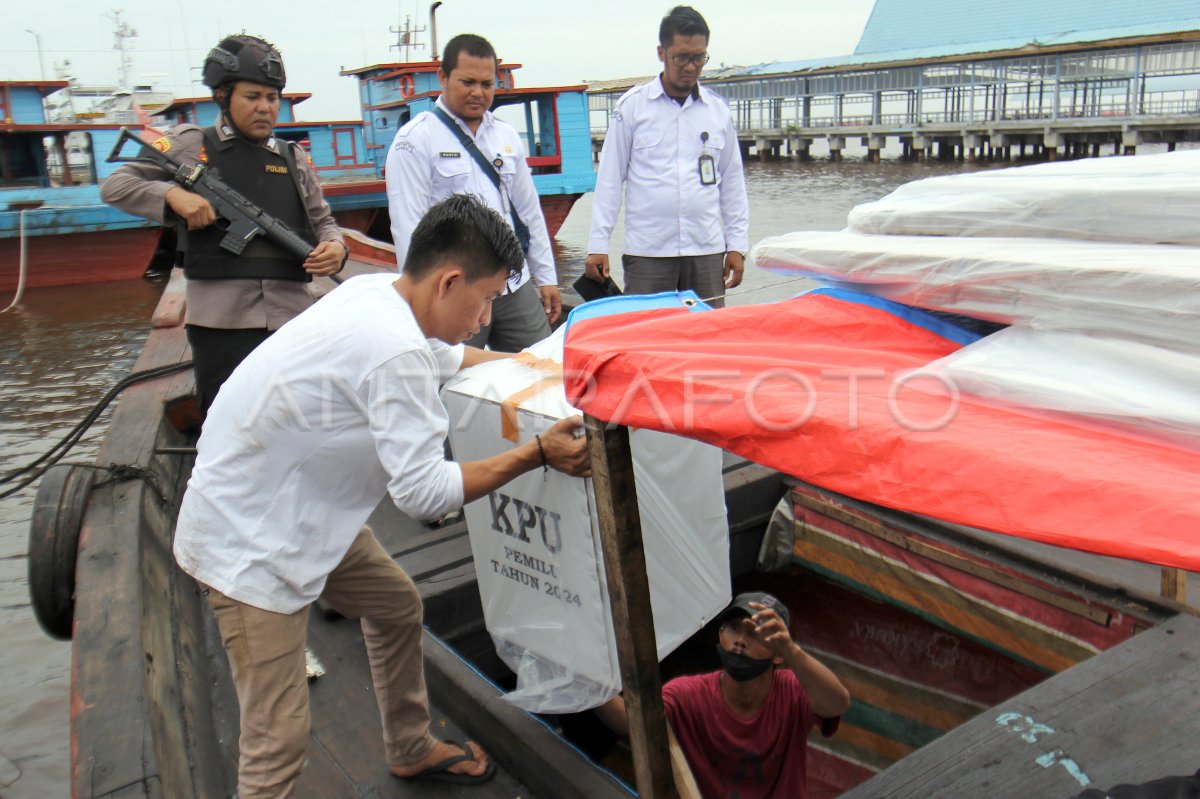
[153,92,312,117]
[340,60,523,78]
[0,80,70,97]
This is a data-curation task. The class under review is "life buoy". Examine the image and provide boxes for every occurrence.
[28,464,96,640]
[399,74,415,99]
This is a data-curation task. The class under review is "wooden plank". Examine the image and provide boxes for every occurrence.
[667,727,703,799]
[298,605,535,797]
[795,520,1097,672]
[840,613,1200,798]
[422,631,636,799]
[793,490,1112,625]
[1161,567,1188,603]
[584,416,679,799]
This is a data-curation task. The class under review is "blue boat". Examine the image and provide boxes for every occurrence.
[0,80,162,293]
[151,59,596,245]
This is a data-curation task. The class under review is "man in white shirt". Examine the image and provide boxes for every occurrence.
[174,195,590,798]
[386,33,562,351]
[584,6,750,308]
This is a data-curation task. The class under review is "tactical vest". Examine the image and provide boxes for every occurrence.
[181,128,316,282]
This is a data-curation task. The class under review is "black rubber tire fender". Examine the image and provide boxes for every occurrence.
[28,464,96,640]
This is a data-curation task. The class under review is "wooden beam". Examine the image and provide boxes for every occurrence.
[1161,567,1187,604]
[584,415,679,799]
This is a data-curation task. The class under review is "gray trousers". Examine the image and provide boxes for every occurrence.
[466,279,552,352]
[621,253,727,308]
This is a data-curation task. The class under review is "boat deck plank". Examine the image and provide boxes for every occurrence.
[298,610,533,797]
[840,613,1200,798]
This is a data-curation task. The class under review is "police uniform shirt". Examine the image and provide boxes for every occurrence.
[587,78,750,258]
[101,116,344,330]
[384,98,556,292]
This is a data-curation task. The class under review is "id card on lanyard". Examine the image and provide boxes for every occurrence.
[698,131,716,185]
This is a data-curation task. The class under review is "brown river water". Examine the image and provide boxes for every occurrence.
[0,156,1008,796]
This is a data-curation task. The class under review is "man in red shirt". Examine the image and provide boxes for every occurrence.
[598,591,851,798]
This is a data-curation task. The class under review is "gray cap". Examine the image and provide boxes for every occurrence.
[717,591,790,629]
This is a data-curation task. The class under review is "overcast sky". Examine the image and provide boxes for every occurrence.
[4,1,877,120]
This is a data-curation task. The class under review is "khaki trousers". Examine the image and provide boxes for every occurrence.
[204,527,436,799]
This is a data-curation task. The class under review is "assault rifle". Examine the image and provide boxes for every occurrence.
[106,126,316,261]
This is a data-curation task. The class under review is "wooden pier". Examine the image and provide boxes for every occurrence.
[589,30,1200,163]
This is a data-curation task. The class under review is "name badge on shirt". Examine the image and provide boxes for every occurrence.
[439,151,461,158]
[699,152,717,185]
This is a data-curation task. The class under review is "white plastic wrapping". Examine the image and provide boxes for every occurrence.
[913,325,1200,447]
[441,328,729,713]
[848,149,1200,245]
[751,229,1200,349]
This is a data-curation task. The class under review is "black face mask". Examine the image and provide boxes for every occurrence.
[716,645,773,682]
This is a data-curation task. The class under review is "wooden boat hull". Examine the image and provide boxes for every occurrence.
[63,266,1180,797]
[537,192,583,238]
[838,613,1200,798]
[63,269,779,797]
[0,226,162,292]
[324,181,582,240]
[753,479,1179,798]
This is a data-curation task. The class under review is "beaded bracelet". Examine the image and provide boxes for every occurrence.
[535,434,549,473]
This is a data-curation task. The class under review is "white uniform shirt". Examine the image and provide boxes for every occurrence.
[174,274,466,614]
[588,78,749,258]
[385,98,556,292]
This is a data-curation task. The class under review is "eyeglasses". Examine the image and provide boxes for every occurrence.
[668,52,710,68]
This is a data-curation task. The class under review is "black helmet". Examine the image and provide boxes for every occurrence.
[202,35,286,90]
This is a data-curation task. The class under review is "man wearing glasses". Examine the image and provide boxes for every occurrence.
[584,6,749,308]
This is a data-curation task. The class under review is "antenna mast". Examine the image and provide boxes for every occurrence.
[104,9,138,90]
[389,14,427,62]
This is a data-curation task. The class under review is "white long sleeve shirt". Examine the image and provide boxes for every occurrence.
[385,99,556,292]
[588,78,749,258]
[174,274,466,614]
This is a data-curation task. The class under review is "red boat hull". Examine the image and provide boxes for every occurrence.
[0,227,162,293]
[539,193,582,238]
[325,179,582,240]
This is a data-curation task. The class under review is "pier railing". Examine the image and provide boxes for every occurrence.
[589,37,1200,153]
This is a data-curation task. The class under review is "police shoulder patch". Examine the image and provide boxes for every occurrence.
[151,137,171,153]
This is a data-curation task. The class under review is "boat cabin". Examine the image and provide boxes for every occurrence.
[0,81,126,189]
[150,92,377,182]
[340,60,597,201]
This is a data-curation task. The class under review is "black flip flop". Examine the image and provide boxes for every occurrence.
[400,740,496,785]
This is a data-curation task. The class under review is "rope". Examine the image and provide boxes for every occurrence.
[688,274,816,307]
[0,360,193,499]
[1,210,30,313]
[1,204,133,314]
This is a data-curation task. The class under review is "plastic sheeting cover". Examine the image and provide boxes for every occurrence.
[848,149,1200,245]
[750,229,1200,349]
[918,325,1200,447]
[562,290,1200,572]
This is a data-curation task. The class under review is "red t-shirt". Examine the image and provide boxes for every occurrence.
[663,670,834,799]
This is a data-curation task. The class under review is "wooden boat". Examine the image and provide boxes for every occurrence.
[760,479,1186,797]
[28,266,773,797]
[30,263,1197,798]
[0,81,162,293]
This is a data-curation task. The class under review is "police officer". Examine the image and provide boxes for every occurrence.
[385,33,561,352]
[102,34,347,415]
[585,6,749,308]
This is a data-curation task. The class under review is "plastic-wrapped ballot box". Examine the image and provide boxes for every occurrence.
[442,329,729,712]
